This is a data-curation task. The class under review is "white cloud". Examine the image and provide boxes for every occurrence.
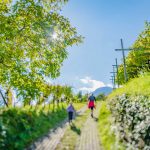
[106,84,113,88]
[79,76,109,92]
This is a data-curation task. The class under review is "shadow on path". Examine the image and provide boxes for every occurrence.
[93,116,99,122]
[70,123,81,135]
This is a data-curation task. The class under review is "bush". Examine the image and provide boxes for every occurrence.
[0,106,67,150]
[109,94,150,149]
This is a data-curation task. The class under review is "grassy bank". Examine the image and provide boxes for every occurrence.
[98,101,125,150]
[108,74,150,99]
[0,102,85,150]
[98,74,150,149]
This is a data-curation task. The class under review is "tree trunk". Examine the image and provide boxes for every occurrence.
[0,89,8,107]
[6,88,13,107]
[52,97,55,112]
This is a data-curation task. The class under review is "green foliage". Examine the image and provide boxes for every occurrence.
[117,22,150,84]
[96,93,105,101]
[76,92,89,102]
[0,0,83,105]
[0,104,67,149]
[0,102,85,149]
[76,91,82,100]
[98,101,125,150]
[109,95,150,149]
[5,87,13,106]
[108,73,150,99]
[107,74,150,149]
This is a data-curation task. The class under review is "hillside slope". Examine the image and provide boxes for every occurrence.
[108,73,150,99]
[98,73,150,150]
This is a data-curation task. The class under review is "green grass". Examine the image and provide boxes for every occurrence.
[0,105,67,150]
[0,102,85,150]
[99,74,150,149]
[98,101,125,150]
[73,102,86,110]
[56,109,89,150]
[108,74,150,100]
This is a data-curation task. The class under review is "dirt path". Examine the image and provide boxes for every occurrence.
[28,106,87,150]
[75,103,102,150]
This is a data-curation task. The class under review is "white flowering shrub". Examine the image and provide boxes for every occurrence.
[109,94,150,149]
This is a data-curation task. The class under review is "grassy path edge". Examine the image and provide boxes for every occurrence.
[98,101,125,150]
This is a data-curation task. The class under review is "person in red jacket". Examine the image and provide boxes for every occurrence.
[88,93,96,117]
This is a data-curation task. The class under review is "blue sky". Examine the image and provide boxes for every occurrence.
[53,0,150,93]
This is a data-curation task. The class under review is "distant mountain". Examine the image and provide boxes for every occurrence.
[92,86,113,96]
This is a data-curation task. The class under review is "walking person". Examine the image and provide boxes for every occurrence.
[88,93,96,118]
[67,102,75,125]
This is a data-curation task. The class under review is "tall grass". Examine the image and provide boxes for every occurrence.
[108,74,150,99]
[98,101,125,150]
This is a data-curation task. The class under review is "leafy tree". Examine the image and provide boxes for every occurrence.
[0,0,83,106]
[96,93,105,101]
[63,86,73,103]
[76,91,82,101]
[118,22,150,84]
[82,93,88,102]
[5,87,13,106]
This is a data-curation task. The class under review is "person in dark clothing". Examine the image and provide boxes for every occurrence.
[67,102,75,124]
[88,93,96,117]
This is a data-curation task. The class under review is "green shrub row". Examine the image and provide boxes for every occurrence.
[0,106,67,150]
